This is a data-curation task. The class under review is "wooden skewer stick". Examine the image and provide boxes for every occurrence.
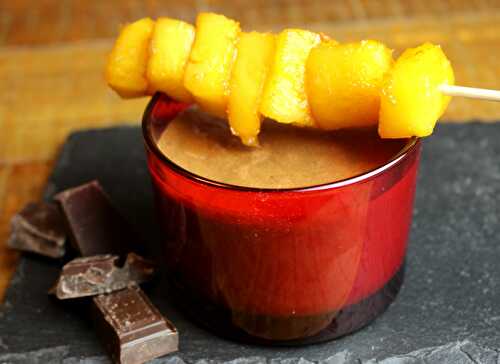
[440,84,500,102]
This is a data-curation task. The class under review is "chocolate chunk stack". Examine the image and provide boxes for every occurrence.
[7,180,178,364]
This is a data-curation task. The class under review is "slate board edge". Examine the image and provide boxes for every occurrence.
[1,339,499,364]
[1,123,500,363]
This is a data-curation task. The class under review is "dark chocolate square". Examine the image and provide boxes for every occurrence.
[54,180,139,257]
[7,201,66,258]
[51,253,155,299]
[92,285,178,364]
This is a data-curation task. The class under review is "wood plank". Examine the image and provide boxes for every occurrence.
[0,0,498,46]
[0,43,147,164]
[0,166,9,215]
[0,161,53,301]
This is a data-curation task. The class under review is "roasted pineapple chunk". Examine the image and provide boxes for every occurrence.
[184,13,240,118]
[228,32,276,146]
[306,40,393,130]
[147,18,195,103]
[260,29,321,127]
[105,18,154,98]
[379,43,454,138]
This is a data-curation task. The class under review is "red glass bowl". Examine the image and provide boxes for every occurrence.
[142,93,421,345]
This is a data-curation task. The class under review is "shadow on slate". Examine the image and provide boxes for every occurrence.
[1,123,500,364]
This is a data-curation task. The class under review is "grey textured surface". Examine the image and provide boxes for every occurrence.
[1,123,500,363]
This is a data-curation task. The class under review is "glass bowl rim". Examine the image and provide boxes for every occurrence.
[142,92,420,193]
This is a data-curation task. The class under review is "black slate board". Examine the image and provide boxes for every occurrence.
[1,123,500,364]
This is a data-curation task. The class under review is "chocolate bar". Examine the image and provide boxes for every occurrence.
[7,201,66,258]
[54,180,137,256]
[54,181,178,362]
[51,253,154,299]
[92,285,178,364]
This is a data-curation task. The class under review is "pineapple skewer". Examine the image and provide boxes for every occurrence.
[106,14,498,144]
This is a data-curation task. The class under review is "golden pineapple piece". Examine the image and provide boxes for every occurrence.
[260,29,321,127]
[146,18,195,103]
[105,18,155,98]
[228,32,276,146]
[379,43,454,138]
[306,40,393,130]
[184,13,240,118]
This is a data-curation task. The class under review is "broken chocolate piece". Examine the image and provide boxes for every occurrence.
[92,285,178,364]
[54,180,138,256]
[51,253,155,299]
[7,201,66,258]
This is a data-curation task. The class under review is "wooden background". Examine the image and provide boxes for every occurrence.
[0,0,499,299]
